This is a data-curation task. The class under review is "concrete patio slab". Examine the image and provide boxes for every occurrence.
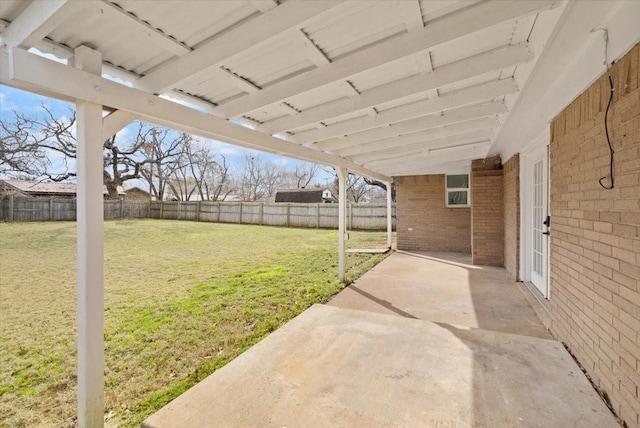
[143,304,617,428]
[329,251,551,339]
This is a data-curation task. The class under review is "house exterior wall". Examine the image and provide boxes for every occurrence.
[503,155,520,280]
[549,43,639,428]
[471,170,504,266]
[396,175,470,252]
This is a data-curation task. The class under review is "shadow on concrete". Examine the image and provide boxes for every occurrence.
[348,285,417,319]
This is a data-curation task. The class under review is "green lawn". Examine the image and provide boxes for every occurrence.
[0,220,392,427]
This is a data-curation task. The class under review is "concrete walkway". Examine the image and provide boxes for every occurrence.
[144,252,618,428]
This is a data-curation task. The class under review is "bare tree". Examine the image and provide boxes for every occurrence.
[282,162,320,188]
[0,106,148,199]
[137,126,187,201]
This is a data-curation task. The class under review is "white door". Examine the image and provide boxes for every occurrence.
[530,152,549,296]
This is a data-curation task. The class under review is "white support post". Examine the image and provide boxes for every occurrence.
[337,167,347,282]
[385,181,393,249]
[73,46,104,428]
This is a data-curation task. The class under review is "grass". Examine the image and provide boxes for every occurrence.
[0,220,392,427]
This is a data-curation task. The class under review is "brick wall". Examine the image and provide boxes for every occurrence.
[503,155,520,280]
[471,170,504,265]
[396,175,471,252]
[549,43,639,428]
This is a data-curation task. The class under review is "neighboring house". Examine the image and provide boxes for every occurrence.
[124,187,151,201]
[1,179,78,198]
[274,188,336,203]
[0,179,125,199]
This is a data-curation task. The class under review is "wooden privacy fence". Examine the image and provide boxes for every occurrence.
[0,195,396,230]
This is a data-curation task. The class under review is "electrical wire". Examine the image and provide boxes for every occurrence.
[599,75,615,189]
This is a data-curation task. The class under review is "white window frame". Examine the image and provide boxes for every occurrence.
[445,174,470,208]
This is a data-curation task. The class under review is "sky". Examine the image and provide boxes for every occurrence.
[0,82,337,189]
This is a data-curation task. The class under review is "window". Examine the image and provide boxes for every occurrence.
[446,174,470,207]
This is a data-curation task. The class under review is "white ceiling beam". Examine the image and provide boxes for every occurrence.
[218,67,261,93]
[252,1,279,13]
[0,0,83,48]
[84,0,191,57]
[365,143,491,171]
[214,0,556,118]
[103,110,135,141]
[2,47,389,182]
[267,43,532,133]
[297,30,331,66]
[316,102,506,151]
[135,1,343,94]
[342,125,495,161]
[375,146,490,173]
[0,22,219,114]
[292,78,517,144]
[397,0,424,32]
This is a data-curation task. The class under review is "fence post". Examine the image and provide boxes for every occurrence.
[147,201,151,218]
[348,202,353,230]
[49,198,54,221]
[177,201,181,221]
[316,203,320,228]
[159,201,164,219]
[259,202,264,225]
[197,201,201,222]
[217,202,221,223]
[239,203,243,224]
[8,194,14,222]
[286,203,291,227]
[119,198,124,219]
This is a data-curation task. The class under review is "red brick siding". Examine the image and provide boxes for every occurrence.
[396,175,471,252]
[549,43,640,428]
[503,155,520,280]
[471,170,504,266]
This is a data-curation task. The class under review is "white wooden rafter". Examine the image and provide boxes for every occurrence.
[293,78,517,144]
[342,124,495,161]
[355,136,493,166]
[1,46,389,182]
[134,1,344,94]
[316,102,506,152]
[266,43,532,133]
[85,0,191,57]
[297,29,331,66]
[0,0,81,48]
[372,146,491,174]
[214,0,555,119]
[251,1,279,13]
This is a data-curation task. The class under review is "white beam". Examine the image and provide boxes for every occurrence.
[252,1,279,13]
[398,0,423,32]
[73,45,104,428]
[3,47,389,182]
[350,130,492,164]
[135,1,343,93]
[366,144,490,170]
[267,43,532,133]
[297,30,331,66]
[337,118,497,157]
[337,167,347,281]
[103,110,135,142]
[316,102,506,151]
[0,0,82,48]
[214,0,555,118]
[293,78,517,144]
[218,67,261,93]
[85,0,191,57]
[384,157,483,176]
[385,180,393,249]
